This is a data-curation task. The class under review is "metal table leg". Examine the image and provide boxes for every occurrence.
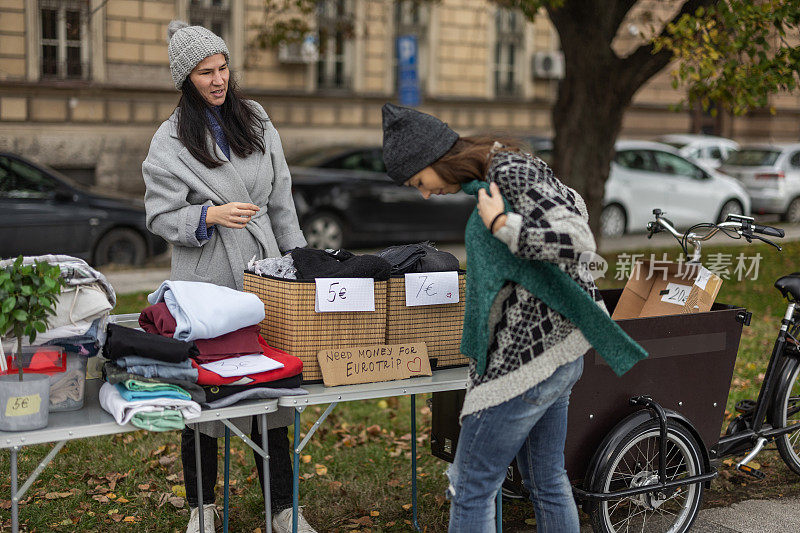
[292,409,301,533]
[194,425,206,533]
[411,394,421,532]
[261,413,272,533]
[10,446,18,533]
[224,427,230,533]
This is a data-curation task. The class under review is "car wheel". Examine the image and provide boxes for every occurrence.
[717,199,744,223]
[600,204,626,239]
[303,212,347,250]
[784,197,800,224]
[93,228,147,266]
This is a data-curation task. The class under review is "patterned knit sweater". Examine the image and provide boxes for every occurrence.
[461,151,608,418]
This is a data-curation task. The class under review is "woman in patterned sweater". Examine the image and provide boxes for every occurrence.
[382,103,604,532]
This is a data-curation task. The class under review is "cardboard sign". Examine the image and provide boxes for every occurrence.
[315,278,375,312]
[5,394,41,417]
[404,272,460,307]
[317,342,432,386]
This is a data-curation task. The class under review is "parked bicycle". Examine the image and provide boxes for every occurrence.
[578,208,800,533]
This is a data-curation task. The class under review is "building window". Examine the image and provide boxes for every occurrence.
[494,8,524,97]
[39,0,90,80]
[316,0,353,91]
[393,0,428,93]
[188,0,231,41]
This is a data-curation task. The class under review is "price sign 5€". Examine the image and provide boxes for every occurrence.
[405,272,459,307]
[315,278,375,312]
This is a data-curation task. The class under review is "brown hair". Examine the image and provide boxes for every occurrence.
[431,136,525,185]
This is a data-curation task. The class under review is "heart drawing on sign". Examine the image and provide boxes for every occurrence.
[446,292,452,299]
[407,357,422,373]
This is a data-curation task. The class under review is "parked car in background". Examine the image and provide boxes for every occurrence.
[656,133,739,169]
[0,153,168,266]
[719,143,800,223]
[530,140,750,238]
[288,146,475,249]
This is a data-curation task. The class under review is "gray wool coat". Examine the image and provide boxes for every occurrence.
[142,100,306,436]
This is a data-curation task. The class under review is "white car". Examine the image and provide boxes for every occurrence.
[533,140,751,238]
[657,134,740,169]
[719,143,800,223]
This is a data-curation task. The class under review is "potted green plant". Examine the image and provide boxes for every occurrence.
[0,256,64,431]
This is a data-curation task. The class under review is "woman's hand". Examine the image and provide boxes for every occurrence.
[477,182,507,233]
[206,202,260,229]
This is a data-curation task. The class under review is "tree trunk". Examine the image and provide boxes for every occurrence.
[548,37,633,239]
[544,0,716,239]
[550,74,633,239]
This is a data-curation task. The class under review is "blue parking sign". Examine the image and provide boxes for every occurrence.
[397,35,420,107]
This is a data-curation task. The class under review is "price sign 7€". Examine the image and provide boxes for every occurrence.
[405,271,459,307]
[315,278,375,312]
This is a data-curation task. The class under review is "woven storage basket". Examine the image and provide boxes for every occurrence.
[385,272,469,369]
[243,272,388,383]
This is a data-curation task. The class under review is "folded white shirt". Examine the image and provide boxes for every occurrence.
[99,382,201,426]
[148,280,265,342]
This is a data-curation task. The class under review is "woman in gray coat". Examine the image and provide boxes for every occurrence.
[142,21,315,533]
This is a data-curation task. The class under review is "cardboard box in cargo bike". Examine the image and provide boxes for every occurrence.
[243,271,469,384]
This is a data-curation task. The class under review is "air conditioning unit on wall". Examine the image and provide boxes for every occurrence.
[532,51,565,80]
[278,34,319,64]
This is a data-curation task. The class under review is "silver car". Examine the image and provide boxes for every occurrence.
[719,144,800,223]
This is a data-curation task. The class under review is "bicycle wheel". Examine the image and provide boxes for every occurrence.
[770,358,800,475]
[588,420,705,533]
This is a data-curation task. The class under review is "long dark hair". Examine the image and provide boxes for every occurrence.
[431,136,525,185]
[177,72,266,168]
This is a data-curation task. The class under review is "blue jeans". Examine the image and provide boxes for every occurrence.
[447,357,583,533]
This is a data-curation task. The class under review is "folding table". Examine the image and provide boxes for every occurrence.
[278,367,470,533]
[1,313,281,533]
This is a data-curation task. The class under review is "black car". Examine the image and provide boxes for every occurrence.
[289,146,475,249]
[0,153,168,266]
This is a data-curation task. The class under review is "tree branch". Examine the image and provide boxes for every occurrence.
[618,0,717,95]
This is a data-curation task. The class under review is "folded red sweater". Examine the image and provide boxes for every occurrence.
[192,335,303,386]
[139,302,262,357]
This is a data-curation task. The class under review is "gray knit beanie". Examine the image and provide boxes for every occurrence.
[382,103,459,185]
[167,20,230,90]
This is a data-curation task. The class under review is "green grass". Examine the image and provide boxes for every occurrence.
[2,240,799,531]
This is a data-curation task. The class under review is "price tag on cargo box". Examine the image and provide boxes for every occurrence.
[660,282,692,306]
[404,271,459,307]
[315,278,375,312]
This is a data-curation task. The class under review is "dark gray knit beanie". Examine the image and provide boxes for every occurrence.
[381,103,459,185]
[167,20,230,90]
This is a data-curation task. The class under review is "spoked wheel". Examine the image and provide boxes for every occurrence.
[770,359,800,475]
[589,420,705,533]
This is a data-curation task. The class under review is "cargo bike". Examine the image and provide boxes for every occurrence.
[431,209,800,532]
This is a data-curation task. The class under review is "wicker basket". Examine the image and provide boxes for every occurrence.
[243,272,388,383]
[385,272,469,369]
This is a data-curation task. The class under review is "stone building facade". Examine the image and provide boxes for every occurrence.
[0,0,798,194]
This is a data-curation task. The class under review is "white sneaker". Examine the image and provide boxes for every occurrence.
[186,503,218,533]
[272,507,318,533]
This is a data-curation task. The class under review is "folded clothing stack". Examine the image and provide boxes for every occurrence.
[138,280,306,407]
[101,323,200,430]
[99,381,200,431]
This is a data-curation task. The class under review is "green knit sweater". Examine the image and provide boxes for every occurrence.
[459,179,647,376]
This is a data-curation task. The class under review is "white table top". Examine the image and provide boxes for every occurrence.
[0,379,278,449]
[278,366,468,408]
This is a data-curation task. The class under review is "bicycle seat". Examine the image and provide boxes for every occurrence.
[775,273,800,302]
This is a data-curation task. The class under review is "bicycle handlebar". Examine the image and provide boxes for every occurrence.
[753,224,785,238]
[647,208,784,260]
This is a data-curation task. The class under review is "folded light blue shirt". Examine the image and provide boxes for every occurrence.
[148,280,265,342]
